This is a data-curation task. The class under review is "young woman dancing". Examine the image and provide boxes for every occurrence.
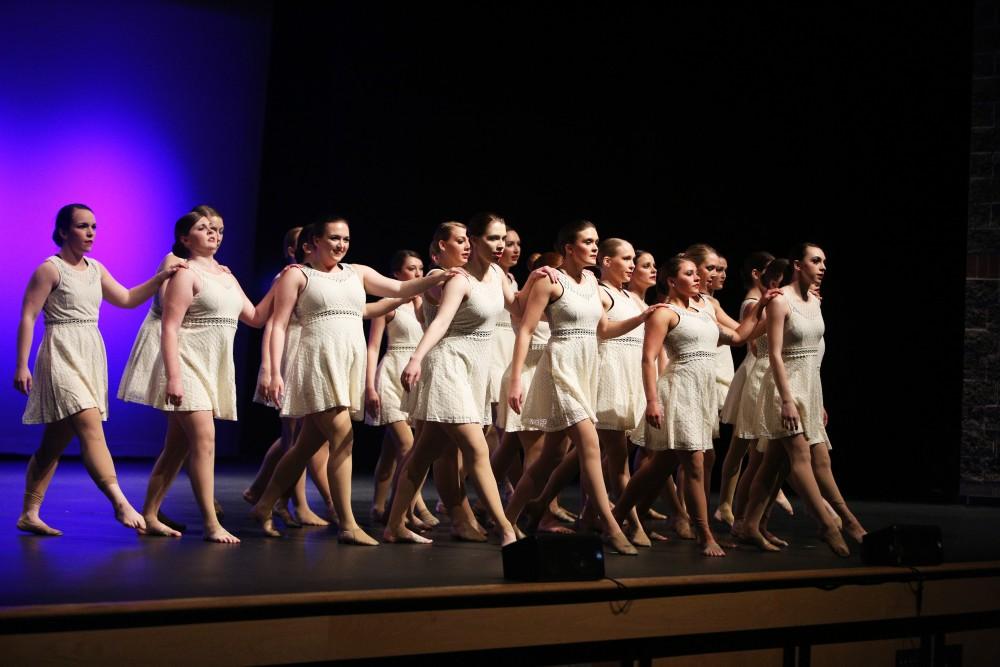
[15,204,184,535]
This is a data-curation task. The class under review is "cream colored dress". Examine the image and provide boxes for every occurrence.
[253,271,302,408]
[118,303,161,406]
[643,304,720,451]
[281,264,366,420]
[365,301,423,425]
[23,256,108,424]
[520,270,603,432]
[408,264,505,424]
[487,273,517,404]
[751,286,828,445]
[719,298,758,425]
[141,265,244,420]
[497,320,550,432]
[594,284,644,431]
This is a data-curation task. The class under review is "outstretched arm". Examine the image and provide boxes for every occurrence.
[100,259,187,308]
[354,264,452,299]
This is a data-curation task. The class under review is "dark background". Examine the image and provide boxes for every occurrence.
[247,3,972,502]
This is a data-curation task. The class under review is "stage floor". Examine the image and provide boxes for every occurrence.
[2,458,998,609]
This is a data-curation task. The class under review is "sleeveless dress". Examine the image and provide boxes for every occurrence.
[252,271,301,409]
[497,320,550,432]
[751,287,828,445]
[520,271,603,432]
[281,264,367,420]
[700,297,732,438]
[141,265,244,420]
[594,284,645,431]
[365,301,423,425]
[736,331,770,441]
[23,256,108,424]
[486,273,517,404]
[408,264,505,425]
[643,304,720,451]
[719,298,758,425]
[118,302,162,406]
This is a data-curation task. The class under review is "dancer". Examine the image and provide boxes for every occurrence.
[385,213,544,546]
[14,203,184,535]
[505,220,664,555]
[738,243,851,556]
[485,227,521,465]
[252,217,452,543]
[135,211,274,543]
[612,254,772,556]
[365,249,436,527]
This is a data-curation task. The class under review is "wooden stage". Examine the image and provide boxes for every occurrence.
[1,460,999,665]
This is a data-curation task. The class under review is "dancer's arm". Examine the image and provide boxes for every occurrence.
[399,276,472,391]
[506,277,558,414]
[354,264,454,299]
[257,318,274,400]
[363,297,407,319]
[365,315,387,419]
[263,268,306,406]
[238,283,276,328]
[765,296,799,431]
[99,259,186,308]
[642,308,675,429]
[13,262,60,395]
[161,269,197,407]
[717,291,777,345]
[508,267,559,317]
[598,302,666,339]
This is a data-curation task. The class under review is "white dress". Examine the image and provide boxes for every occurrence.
[701,297,733,438]
[281,264,367,420]
[719,298,758,425]
[141,265,244,420]
[520,270,603,432]
[497,320,550,433]
[365,301,423,426]
[594,284,644,431]
[408,265,505,425]
[23,256,108,424]
[643,304,720,451]
[486,273,517,404]
[751,286,828,445]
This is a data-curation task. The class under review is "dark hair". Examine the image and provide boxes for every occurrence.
[741,251,775,289]
[760,258,791,287]
[294,216,349,264]
[531,251,563,270]
[52,203,93,247]
[390,249,422,275]
[684,243,717,268]
[788,242,821,263]
[191,204,221,220]
[171,212,209,259]
[467,212,505,238]
[555,219,596,255]
[655,253,696,295]
[283,226,303,261]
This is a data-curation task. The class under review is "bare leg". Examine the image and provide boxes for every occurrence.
[244,436,286,505]
[452,423,517,545]
[173,411,238,543]
[384,421,449,543]
[314,408,377,545]
[290,468,328,526]
[17,418,75,535]
[371,428,397,520]
[69,408,145,530]
[139,418,190,537]
[305,441,335,521]
[679,450,724,556]
[702,446,716,513]
[505,430,570,526]
[810,443,866,543]
[715,435,752,526]
[154,418,190,532]
[614,449,677,542]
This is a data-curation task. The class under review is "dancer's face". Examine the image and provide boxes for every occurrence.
[696,252,719,292]
[796,246,826,287]
[209,216,225,248]
[712,257,728,291]
[602,243,635,286]
[63,208,97,254]
[314,220,350,266]
[181,216,219,257]
[478,221,507,263]
[438,229,470,267]
[567,227,599,266]
[631,252,656,291]
[500,230,521,269]
[670,260,700,298]
[394,256,424,281]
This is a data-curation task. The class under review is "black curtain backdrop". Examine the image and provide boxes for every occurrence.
[248,4,972,501]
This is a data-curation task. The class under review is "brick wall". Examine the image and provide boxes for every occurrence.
[963,1,1000,494]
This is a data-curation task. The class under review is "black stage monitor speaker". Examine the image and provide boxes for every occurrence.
[502,533,605,581]
[861,524,943,566]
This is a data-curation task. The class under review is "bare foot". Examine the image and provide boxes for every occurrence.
[274,504,301,528]
[605,531,639,556]
[250,506,282,538]
[775,489,794,516]
[761,528,789,548]
[406,512,430,532]
[498,525,518,547]
[114,501,146,531]
[713,504,735,527]
[383,526,432,544]
[157,511,186,533]
[822,498,843,530]
[821,526,850,557]
[730,517,744,537]
[204,525,240,544]
[370,506,386,525]
[294,506,329,527]
[415,506,440,527]
[213,498,224,520]
[649,530,669,542]
[241,489,258,506]
[701,539,726,557]
[538,512,575,535]
[451,522,488,542]
[645,508,668,521]
[338,527,379,546]
[137,515,181,538]
[16,514,62,536]
[624,520,652,548]
[845,521,867,544]
[551,506,578,523]
[736,527,780,552]
[671,516,696,540]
